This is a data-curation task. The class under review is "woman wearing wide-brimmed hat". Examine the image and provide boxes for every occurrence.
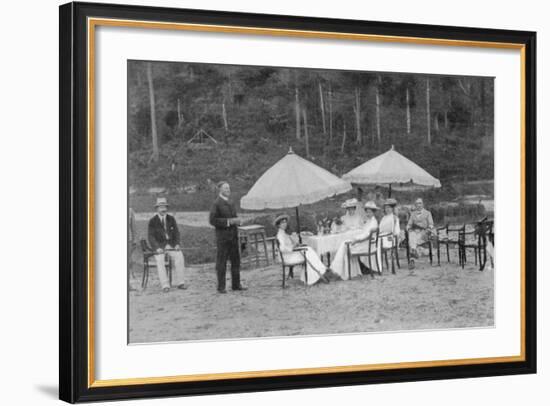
[274,214,329,285]
[339,198,364,231]
[379,198,401,246]
[330,201,380,280]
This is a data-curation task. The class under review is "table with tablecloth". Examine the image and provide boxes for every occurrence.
[302,229,364,264]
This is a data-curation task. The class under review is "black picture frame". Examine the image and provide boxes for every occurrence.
[59,1,537,403]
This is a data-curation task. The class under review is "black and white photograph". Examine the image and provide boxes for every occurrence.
[127,60,495,344]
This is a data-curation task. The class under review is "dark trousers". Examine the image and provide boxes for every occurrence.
[215,238,241,290]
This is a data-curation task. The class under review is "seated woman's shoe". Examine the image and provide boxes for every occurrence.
[324,268,341,281]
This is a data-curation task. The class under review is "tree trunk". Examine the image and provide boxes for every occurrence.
[406,87,411,135]
[434,113,440,132]
[295,85,301,140]
[375,82,381,145]
[354,87,361,145]
[480,78,487,137]
[146,62,159,162]
[319,82,326,136]
[426,78,431,145]
[303,108,310,157]
[445,93,451,129]
[341,122,347,154]
[222,101,229,143]
[328,84,333,143]
[177,98,182,128]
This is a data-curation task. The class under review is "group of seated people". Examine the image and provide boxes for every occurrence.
[275,197,435,286]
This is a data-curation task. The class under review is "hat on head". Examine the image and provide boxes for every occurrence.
[273,214,290,227]
[154,197,169,207]
[217,180,229,189]
[384,198,398,207]
[341,198,359,209]
[364,201,379,211]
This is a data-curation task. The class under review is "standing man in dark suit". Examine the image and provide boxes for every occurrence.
[209,181,247,293]
[148,197,187,293]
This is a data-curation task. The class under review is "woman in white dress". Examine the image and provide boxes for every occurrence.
[275,214,329,285]
[340,198,364,231]
[379,198,401,248]
[331,201,380,280]
[377,198,401,272]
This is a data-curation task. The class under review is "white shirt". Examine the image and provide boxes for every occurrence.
[354,216,378,242]
[379,214,400,236]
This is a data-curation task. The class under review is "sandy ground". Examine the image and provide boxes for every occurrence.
[128,251,494,343]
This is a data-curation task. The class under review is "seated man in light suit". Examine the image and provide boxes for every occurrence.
[148,197,187,293]
[406,198,435,258]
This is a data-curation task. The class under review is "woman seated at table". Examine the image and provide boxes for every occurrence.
[339,198,365,231]
[275,214,329,285]
[379,198,401,249]
[330,201,380,280]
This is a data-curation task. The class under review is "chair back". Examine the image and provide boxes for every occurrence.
[474,218,494,245]
[436,223,449,238]
[378,231,396,250]
[459,222,483,245]
[367,228,379,255]
[484,220,494,244]
[140,239,152,253]
[349,228,378,256]
[438,224,463,244]
[275,238,284,264]
[275,236,305,266]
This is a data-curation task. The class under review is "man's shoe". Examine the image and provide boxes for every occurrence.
[163,287,170,293]
[177,284,188,290]
[217,289,227,294]
[232,285,248,291]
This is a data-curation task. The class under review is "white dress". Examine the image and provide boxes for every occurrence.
[340,213,364,231]
[331,217,379,280]
[378,214,400,249]
[276,229,327,285]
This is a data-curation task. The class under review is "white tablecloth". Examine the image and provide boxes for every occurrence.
[302,229,363,256]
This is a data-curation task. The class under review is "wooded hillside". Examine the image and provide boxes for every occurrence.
[128,60,494,200]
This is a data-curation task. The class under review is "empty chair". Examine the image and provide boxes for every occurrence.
[435,224,462,265]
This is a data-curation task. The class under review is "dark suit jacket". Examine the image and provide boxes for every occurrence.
[209,197,238,242]
[148,214,180,250]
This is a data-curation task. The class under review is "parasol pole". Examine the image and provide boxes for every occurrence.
[295,206,302,243]
[388,183,392,198]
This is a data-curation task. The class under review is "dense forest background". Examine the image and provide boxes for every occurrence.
[128,60,494,211]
